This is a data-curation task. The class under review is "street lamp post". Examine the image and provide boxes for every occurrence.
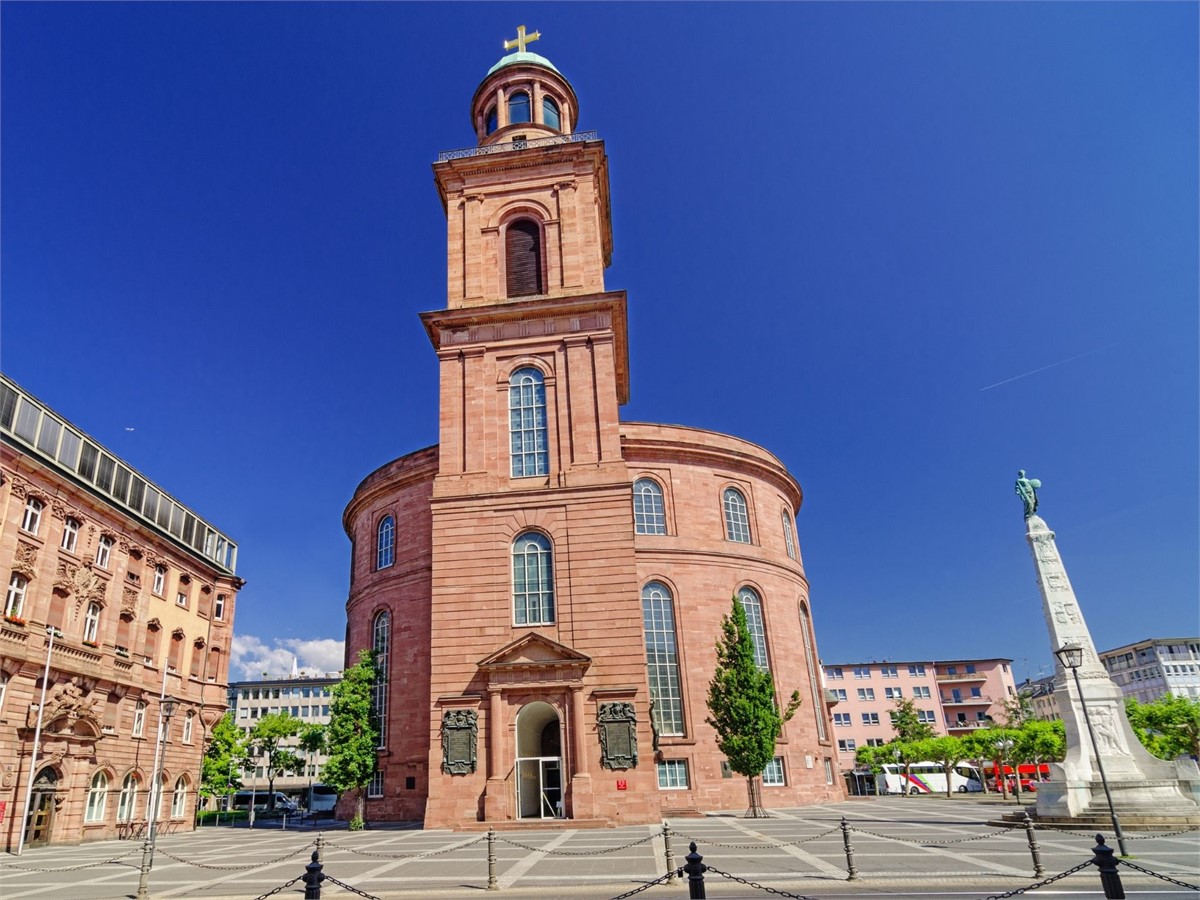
[16,626,58,856]
[136,693,179,900]
[1055,641,1129,857]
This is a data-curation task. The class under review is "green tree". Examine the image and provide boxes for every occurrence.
[201,712,246,804]
[889,697,937,743]
[322,650,380,827]
[248,712,303,810]
[706,597,801,817]
[1015,719,1065,773]
[297,723,328,811]
[1126,694,1200,760]
[921,735,968,798]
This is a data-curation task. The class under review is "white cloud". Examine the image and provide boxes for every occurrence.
[231,634,345,680]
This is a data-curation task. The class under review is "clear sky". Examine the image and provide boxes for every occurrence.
[3,3,1196,682]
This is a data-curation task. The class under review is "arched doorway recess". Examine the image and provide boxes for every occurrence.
[24,767,58,847]
[515,701,563,818]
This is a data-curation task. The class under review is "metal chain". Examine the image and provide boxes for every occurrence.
[977,860,1095,900]
[1117,858,1200,890]
[850,824,1014,846]
[919,826,1022,846]
[249,875,305,900]
[607,868,683,900]
[674,825,842,850]
[322,834,485,860]
[0,848,140,872]
[323,873,387,900]
[156,840,316,870]
[496,832,658,856]
[705,865,824,899]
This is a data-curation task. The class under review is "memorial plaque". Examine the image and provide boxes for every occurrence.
[441,709,478,775]
[598,702,638,770]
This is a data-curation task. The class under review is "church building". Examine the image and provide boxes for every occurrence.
[343,33,843,827]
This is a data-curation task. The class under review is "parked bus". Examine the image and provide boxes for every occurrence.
[982,762,1051,792]
[308,785,339,813]
[878,762,983,795]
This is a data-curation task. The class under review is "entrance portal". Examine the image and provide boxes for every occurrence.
[24,768,57,847]
[515,702,563,819]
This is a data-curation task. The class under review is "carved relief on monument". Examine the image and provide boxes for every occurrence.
[1090,706,1130,756]
[1032,536,1059,564]
[598,702,638,770]
[1050,602,1082,626]
[441,709,479,775]
[13,541,39,579]
[1043,571,1069,592]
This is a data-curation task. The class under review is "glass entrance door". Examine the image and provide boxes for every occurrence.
[516,756,563,819]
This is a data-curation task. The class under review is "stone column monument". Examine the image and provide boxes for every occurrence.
[1016,472,1200,821]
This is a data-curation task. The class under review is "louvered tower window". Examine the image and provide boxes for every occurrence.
[505,219,543,297]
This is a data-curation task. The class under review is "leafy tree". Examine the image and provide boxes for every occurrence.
[1001,692,1034,728]
[706,597,801,817]
[322,650,380,827]
[201,712,246,803]
[297,723,328,810]
[248,712,303,810]
[1015,719,1064,773]
[1126,694,1200,760]
[921,735,968,798]
[889,697,936,743]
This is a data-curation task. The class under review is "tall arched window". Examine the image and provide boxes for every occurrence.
[633,479,667,535]
[799,603,826,741]
[737,586,770,671]
[83,602,102,643]
[542,96,561,130]
[485,105,498,134]
[782,510,797,560]
[151,773,166,821]
[182,709,195,744]
[61,517,80,553]
[513,532,554,625]
[5,573,28,619]
[376,516,395,570]
[505,219,543,297]
[509,367,548,476]
[508,90,531,124]
[723,488,751,543]
[117,773,139,822]
[85,771,108,823]
[372,611,389,749]
[21,497,43,535]
[171,776,188,818]
[642,582,685,736]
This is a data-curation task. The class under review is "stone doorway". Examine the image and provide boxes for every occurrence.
[23,768,57,847]
[515,701,563,819]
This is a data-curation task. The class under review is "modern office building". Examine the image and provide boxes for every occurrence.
[1098,637,1200,704]
[823,658,1017,760]
[0,374,242,848]
[341,36,842,827]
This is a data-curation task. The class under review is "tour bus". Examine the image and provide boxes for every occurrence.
[877,762,984,795]
[308,785,339,813]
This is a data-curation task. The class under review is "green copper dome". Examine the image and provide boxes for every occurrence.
[486,51,561,77]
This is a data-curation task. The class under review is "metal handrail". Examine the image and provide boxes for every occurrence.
[436,130,599,162]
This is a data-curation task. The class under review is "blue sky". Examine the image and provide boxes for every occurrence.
[3,3,1196,681]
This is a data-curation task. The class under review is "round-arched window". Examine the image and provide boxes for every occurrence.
[542,96,561,130]
[508,91,531,125]
[485,105,498,135]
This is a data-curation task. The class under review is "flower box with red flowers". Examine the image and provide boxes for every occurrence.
[3,615,26,627]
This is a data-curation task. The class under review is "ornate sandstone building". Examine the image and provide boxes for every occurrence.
[0,375,241,848]
[343,34,842,827]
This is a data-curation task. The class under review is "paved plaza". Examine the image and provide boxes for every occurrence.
[1,797,1197,900]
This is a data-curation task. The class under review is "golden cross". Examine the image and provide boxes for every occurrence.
[503,25,541,53]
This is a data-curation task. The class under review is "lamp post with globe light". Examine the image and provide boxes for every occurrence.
[1055,641,1129,856]
[995,738,1020,805]
[136,694,179,900]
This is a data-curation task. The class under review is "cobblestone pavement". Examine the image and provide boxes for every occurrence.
[1,797,1197,900]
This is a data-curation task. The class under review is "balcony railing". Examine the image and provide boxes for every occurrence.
[946,720,991,730]
[935,671,987,682]
[437,130,600,163]
[942,694,992,706]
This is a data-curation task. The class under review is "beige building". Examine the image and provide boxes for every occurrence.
[0,374,241,848]
[1099,637,1200,704]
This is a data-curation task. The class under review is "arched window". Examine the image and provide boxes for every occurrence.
[509,367,548,477]
[61,517,80,553]
[542,96,561,130]
[782,510,797,560]
[508,90,531,125]
[21,497,43,535]
[512,532,554,625]
[376,516,395,570]
[83,602,102,644]
[95,534,113,569]
[168,630,184,672]
[642,582,685,736]
[132,700,146,737]
[151,773,167,821]
[633,479,667,535]
[171,776,188,818]
[372,611,389,749]
[737,586,770,671]
[5,573,28,619]
[799,603,826,741]
[505,219,544,297]
[117,773,139,822]
[85,771,108,823]
[723,488,751,543]
[485,105,498,135]
[182,710,195,744]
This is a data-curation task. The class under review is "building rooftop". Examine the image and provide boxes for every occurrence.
[486,50,560,77]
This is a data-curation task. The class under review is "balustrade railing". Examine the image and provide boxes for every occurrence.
[436,130,599,162]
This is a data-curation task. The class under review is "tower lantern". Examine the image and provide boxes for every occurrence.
[470,27,579,145]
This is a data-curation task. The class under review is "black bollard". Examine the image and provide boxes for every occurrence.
[684,841,706,899]
[840,817,858,881]
[303,849,326,900]
[1022,811,1045,877]
[1091,834,1125,900]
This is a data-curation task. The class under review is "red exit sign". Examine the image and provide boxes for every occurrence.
[616,779,627,791]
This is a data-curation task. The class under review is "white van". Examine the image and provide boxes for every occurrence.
[230,791,299,813]
[308,785,339,813]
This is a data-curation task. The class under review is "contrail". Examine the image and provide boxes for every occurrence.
[979,341,1124,392]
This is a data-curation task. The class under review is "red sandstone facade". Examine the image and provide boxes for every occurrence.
[343,45,843,827]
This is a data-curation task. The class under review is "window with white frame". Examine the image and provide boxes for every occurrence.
[862,712,880,725]
[737,586,769,670]
[884,687,902,700]
[838,738,856,752]
[513,532,554,625]
[132,700,146,737]
[880,665,898,678]
[866,738,886,747]
[95,535,113,569]
[633,479,667,534]
[657,760,689,789]
[214,594,225,620]
[376,516,395,570]
[61,517,80,553]
[176,591,188,608]
[762,757,785,786]
[642,581,685,736]
[183,710,195,743]
[857,688,874,701]
[722,488,751,543]
[372,611,389,748]
[21,497,43,535]
[913,685,931,698]
[0,671,7,715]
[152,565,166,596]
[917,709,936,723]
[152,773,166,820]
[832,713,851,726]
[831,688,847,701]
[368,769,384,798]
[781,510,796,559]
[509,367,548,477]
[823,758,835,785]
[5,573,28,619]
[853,666,871,679]
[117,773,138,822]
[908,664,926,676]
[83,602,101,644]
[826,667,843,680]
[172,776,188,818]
[85,770,108,822]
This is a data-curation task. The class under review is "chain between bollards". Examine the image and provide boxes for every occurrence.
[840,817,858,881]
[683,841,706,899]
[662,821,676,884]
[486,828,498,891]
[1022,811,1045,877]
